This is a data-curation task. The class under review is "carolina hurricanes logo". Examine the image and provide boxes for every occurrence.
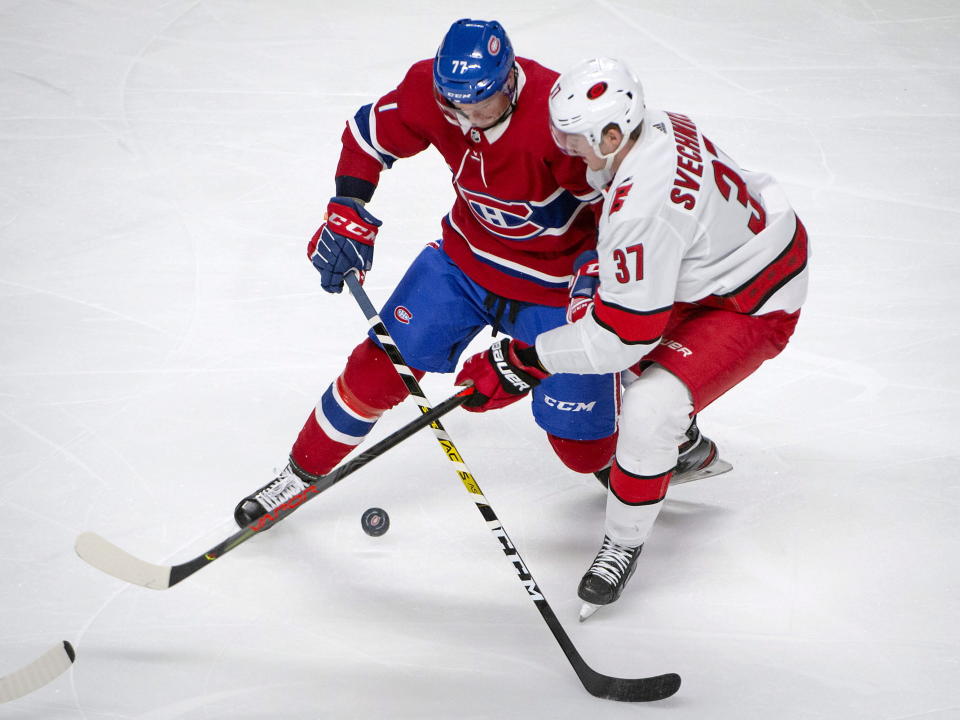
[488,36,500,56]
[394,306,413,324]
[587,81,608,99]
[458,187,546,240]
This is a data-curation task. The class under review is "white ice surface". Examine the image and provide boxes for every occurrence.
[1,1,959,718]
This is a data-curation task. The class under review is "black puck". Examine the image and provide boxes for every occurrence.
[361,507,390,537]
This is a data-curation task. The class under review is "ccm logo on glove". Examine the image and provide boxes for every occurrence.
[307,196,382,293]
[326,209,377,244]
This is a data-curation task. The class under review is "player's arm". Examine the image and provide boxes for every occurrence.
[536,215,683,375]
[335,81,432,201]
[310,66,433,292]
[454,216,683,412]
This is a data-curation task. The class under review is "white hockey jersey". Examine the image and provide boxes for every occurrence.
[536,109,809,375]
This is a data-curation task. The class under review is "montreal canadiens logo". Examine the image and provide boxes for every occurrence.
[587,81,608,99]
[488,36,500,55]
[394,306,413,324]
[459,187,547,240]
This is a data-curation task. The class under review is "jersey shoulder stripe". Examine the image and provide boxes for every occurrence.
[348,102,399,169]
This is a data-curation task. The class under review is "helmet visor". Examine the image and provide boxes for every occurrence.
[550,123,593,157]
[436,68,517,129]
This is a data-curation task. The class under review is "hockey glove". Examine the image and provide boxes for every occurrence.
[455,338,550,412]
[566,249,600,323]
[307,197,382,293]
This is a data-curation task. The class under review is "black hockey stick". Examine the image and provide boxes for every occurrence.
[75,386,473,589]
[344,272,681,703]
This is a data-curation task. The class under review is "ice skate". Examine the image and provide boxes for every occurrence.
[577,535,642,621]
[671,415,732,486]
[591,416,731,490]
[234,463,309,528]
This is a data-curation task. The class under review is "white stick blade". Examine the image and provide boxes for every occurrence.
[0,641,76,703]
[75,532,172,589]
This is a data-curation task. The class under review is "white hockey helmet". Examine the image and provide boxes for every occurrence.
[549,57,644,159]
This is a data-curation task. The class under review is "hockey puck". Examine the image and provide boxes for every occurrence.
[361,507,390,537]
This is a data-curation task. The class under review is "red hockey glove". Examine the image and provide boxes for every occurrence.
[566,249,600,323]
[455,339,550,412]
[307,197,381,293]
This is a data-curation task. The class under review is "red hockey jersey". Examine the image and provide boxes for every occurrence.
[335,57,602,307]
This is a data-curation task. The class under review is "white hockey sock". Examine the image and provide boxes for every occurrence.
[604,491,664,547]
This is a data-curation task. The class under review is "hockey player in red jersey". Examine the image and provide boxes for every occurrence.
[456,57,808,619]
[234,20,622,525]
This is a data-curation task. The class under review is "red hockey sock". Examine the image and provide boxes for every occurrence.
[290,338,425,476]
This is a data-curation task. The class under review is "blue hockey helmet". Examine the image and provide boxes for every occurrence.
[433,19,515,104]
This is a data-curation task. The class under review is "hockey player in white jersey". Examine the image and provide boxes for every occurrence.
[456,57,808,619]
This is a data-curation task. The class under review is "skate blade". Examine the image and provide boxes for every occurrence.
[670,459,733,486]
[579,602,601,622]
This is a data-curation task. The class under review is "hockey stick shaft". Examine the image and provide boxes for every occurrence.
[183,385,474,568]
[344,272,680,702]
[76,387,472,589]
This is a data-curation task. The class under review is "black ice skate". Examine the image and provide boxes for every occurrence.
[577,535,643,621]
[672,415,733,485]
[234,463,309,528]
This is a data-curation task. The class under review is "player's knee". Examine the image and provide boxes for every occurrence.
[619,366,693,454]
[341,338,425,414]
[547,433,617,474]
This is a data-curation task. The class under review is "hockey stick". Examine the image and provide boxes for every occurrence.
[0,641,76,703]
[75,387,473,590]
[344,272,681,703]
